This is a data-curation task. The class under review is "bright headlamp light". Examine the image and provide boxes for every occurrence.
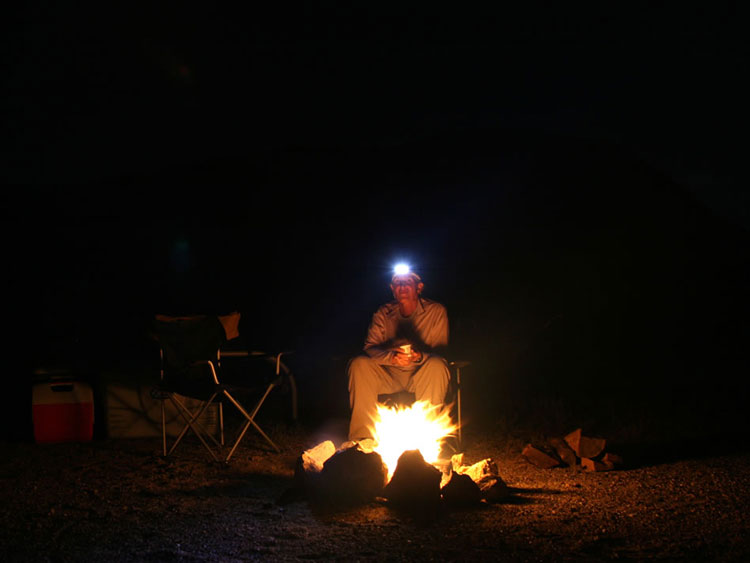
[391,263,422,283]
[393,263,411,276]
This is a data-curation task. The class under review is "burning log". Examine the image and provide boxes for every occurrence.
[450,452,465,471]
[455,458,498,482]
[521,444,562,469]
[308,444,388,507]
[383,450,442,509]
[441,471,481,508]
[563,428,606,459]
[476,476,510,503]
[449,456,510,503]
[282,440,337,503]
[294,440,336,488]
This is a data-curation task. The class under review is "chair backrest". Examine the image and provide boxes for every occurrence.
[152,314,232,395]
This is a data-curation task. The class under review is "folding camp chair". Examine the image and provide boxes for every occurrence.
[151,312,297,462]
[447,360,469,447]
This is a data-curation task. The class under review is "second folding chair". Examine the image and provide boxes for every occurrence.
[151,312,297,462]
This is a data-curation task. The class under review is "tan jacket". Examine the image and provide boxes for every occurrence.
[363,297,449,365]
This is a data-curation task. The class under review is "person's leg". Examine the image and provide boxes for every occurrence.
[347,355,402,440]
[407,355,450,406]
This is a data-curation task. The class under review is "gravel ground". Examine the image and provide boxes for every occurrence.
[2,419,749,562]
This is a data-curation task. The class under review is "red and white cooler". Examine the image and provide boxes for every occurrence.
[32,380,94,443]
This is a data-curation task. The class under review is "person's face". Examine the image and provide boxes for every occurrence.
[390,276,423,302]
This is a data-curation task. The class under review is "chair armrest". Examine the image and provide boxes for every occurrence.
[274,351,295,375]
[218,349,295,376]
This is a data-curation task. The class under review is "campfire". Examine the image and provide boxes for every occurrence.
[293,401,509,510]
[370,400,457,480]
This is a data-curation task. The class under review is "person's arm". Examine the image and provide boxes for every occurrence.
[432,305,449,356]
[412,303,449,364]
[363,308,397,365]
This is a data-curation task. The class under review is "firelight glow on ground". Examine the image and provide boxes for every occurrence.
[371,400,457,480]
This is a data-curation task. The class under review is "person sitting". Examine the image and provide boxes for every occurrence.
[347,264,450,441]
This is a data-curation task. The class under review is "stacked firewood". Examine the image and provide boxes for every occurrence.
[521,428,624,471]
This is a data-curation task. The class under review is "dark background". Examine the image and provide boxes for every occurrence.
[3,5,748,441]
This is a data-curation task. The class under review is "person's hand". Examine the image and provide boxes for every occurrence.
[391,347,422,366]
[392,351,412,366]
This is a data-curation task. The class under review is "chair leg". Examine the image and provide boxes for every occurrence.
[226,416,280,461]
[170,394,222,448]
[219,403,225,446]
[249,382,276,420]
[161,398,167,456]
[456,366,462,447]
[167,393,221,462]
[222,385,281,459]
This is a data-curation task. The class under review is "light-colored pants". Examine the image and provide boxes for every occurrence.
[347,354,450,441]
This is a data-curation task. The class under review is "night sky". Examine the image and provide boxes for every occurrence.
[3,6,748,435]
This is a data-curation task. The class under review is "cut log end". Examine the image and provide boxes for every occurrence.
[564,428,606,459]
[548,437,578,468]
[522,444,561,469]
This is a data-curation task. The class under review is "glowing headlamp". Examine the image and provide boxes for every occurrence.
[392,263,421,283]
[393,263,411,276]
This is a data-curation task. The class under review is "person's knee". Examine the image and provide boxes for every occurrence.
[415,356,449,387]
[349,355,374,374]
[348,355,376,385]
[427,357,450,393]
[423,355,449,374]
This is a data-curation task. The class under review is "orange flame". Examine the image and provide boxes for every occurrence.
[370,400,457,480]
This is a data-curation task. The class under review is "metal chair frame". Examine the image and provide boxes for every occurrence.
[448,360,470,446]
[158,346,297,462]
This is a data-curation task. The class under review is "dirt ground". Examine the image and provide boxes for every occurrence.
[2,417,750,563]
